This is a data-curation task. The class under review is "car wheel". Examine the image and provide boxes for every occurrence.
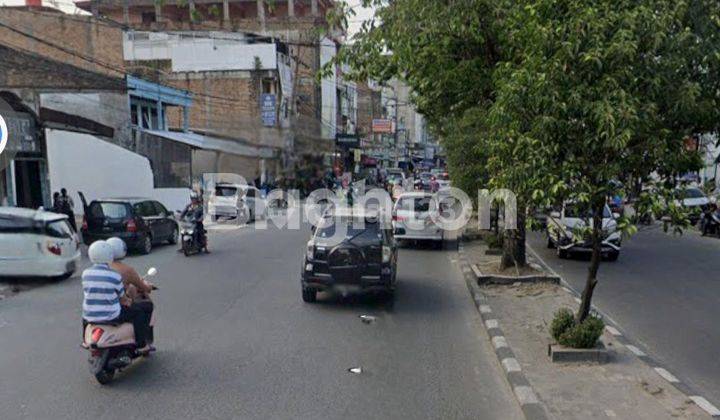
[557,247,569,259]
[139,235,152,255]
[607,251,619,262]
[168,227,179,245]
[302,287,317,303]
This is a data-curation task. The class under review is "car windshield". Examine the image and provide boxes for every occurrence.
[315,217,379,240]
[89,202,128,219]
[45,220,74,238]
[564,204,612,219]
[678,188,705,199]
[398,196,433,213]
[215,186,238,197]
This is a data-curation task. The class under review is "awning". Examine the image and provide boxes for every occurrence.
[145,130,275,159]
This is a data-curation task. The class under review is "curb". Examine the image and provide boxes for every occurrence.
[525,243,720,418]
[457,242,550,420]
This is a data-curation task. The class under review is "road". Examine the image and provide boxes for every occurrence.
[0,220,522,419]
[528,224,720,409]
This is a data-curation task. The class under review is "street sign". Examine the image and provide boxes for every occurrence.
[372,119,394,133]
[260,94,276,127]
[336,133,359,148]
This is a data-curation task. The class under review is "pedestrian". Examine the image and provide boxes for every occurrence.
[59,188,77,232]
[52,192,61,213]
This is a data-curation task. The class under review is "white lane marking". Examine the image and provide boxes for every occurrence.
[625,345,646,357]
[502,358,521,372]
[605,326,622,336]
[604,409,616,417]
[492,336,508,349]
[689,396,720,416]
[654,367,679,383]
[479,305,492,314]
[513,386,539,405]
[485,319,499,329]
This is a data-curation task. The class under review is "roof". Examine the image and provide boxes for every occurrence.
[92,197,151,204]
[146,130,275,159]
[323,206,381,220]
[0,206,68,222]
[0,44,126,91]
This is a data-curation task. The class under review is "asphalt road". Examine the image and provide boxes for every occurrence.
[0,220,522,419]
[527,224,720,409]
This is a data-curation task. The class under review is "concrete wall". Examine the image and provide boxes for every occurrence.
[46,129,191,214]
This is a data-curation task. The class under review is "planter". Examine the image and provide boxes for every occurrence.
[471,264,561,285]
[548,342,609,364]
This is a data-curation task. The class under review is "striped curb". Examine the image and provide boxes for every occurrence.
[525,243,720,418]
[457,242,550,420]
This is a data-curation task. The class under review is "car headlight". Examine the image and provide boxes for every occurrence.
[306,240,314,260]
[383,245,392,263]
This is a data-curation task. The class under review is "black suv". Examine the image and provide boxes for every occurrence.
[301,209,398,303]
[80,196,179,254]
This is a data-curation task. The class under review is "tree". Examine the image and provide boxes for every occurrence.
[490,0,720,321]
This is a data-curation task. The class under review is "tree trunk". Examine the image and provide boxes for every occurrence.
[576,203,604,322]
[500,211,526,270]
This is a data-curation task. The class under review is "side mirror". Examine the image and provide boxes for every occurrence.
[146,267,158,277]
[612,212,620,219]
[550,211,561,218]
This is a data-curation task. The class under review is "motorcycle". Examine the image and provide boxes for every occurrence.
[180,219,207,256]
[700,207,720,236]
[82,267,158,385]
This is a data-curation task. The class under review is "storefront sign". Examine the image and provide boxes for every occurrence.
[261,94,276,127]
[3,113,38,153]
[372,119,394,133]
[336,133,359,148]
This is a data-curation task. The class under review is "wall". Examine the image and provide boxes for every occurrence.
[45,129,191,214]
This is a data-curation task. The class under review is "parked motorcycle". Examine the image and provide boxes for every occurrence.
[82,267,158,385]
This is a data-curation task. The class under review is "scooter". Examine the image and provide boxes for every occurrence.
[82,267,158,385]
[180,219,207,256]
[700,207,720,236]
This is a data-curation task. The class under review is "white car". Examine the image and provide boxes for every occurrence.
[0,207,81,279]
[392,192,444,245]
[673,187,709,225]
[546,203,621,261]
[208,183,265,222]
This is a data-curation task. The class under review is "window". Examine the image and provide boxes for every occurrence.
[398,196,432,213]
[315,217,379,240]
[153,201,169,217]
[89,202,129,219]
[45,220,74,239]
[141,11,156,24]
[134,201,158,217]
[215,186,238,197]
[246,188,256,198]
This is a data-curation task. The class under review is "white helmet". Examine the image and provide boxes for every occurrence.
[88,240,114,265]
[106,237,127,260]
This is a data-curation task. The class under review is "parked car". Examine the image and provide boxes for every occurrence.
[0,207,80,279]
[392,192,444,246]
[301,208,398,302]
[673,186,709,225]
[546,203,621,261]
[80,197,178,254]
[414,172,434,191]
[208,183,265,222]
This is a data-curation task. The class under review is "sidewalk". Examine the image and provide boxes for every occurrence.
[462,240,708,419]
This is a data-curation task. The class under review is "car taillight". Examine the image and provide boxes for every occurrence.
[91,328,104,343]
[81,216,88,231]
[47,242,62,256]
[126,219,137,233]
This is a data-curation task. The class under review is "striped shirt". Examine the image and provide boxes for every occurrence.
[82,264,124,322]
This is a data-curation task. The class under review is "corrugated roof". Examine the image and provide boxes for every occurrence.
[145,129,276,159]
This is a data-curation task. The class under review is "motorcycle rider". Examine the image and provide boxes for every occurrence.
[107,237,155,346]
[181,192,208,252]
[82,241,151,353]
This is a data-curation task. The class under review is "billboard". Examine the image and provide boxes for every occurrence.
[372,119,394,133]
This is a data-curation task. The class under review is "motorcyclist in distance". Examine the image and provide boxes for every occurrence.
[181,192,208,253]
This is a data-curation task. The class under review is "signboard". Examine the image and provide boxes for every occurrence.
[3,113,37,153]
[260,94,276,127]
[372,119,394,133]
[336,133,359,148]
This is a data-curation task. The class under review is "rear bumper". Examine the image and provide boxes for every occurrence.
[394,227,443,241]
[0,252,80,277]
[302,267,394,292]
